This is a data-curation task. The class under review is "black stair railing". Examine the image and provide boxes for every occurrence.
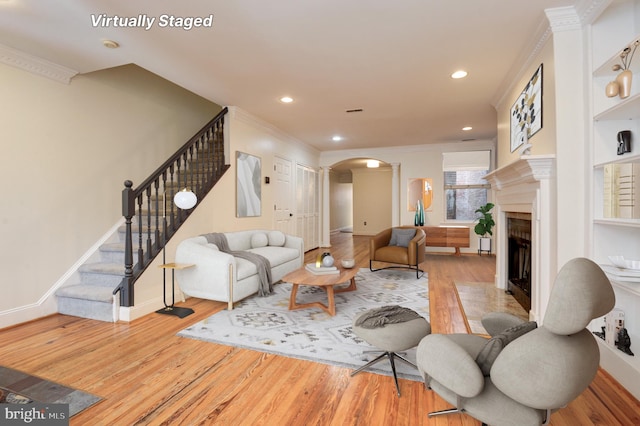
[115,107,229,307]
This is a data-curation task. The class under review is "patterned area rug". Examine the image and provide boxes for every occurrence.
[455,281,529,335]
[179,269,429,381]
[0,366,101,416]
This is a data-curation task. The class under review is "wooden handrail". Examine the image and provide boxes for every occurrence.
[114,107,229,307]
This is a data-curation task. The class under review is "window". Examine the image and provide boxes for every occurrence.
[443,151,491,221]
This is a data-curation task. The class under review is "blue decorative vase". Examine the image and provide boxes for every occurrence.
[414,200,425,226]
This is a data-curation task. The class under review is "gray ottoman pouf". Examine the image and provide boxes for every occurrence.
[351,305,431,396]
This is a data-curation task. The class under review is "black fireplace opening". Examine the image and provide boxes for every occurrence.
[507,213,532,311]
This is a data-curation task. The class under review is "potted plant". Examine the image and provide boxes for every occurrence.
[474,202,495,254]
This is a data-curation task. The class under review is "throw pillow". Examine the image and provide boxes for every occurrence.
[475,321,537,376]
[389,228,416,248]
[268,230,286,247]
[250,232,269,248]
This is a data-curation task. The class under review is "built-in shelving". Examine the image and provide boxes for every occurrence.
[589,0,640,401]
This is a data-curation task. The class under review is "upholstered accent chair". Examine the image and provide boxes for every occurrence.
[369,226,426,278]
[416,257,615,426]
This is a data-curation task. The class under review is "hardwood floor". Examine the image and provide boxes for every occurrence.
[1,232,638,425]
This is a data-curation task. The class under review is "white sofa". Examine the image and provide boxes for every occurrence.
[175,229,304,309]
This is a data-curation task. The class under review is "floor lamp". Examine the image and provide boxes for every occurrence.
[156,188,197,318]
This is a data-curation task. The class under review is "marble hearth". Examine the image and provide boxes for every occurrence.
[484,155,556,323]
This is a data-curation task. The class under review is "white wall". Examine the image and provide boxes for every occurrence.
[0,63,221,319]
[329,170,353,232]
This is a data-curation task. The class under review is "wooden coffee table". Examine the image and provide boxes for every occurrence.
[283,266,359,316]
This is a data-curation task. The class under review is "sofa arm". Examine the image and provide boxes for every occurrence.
[416,334,486,398]
[408,228,426,265]
[175,237,236,301]
[283,234,304,267]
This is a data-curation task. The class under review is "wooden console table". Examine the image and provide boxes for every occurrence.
[421,226,470,256]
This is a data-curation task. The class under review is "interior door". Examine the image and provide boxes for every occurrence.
[273,156,294,234]
[296,164,319,252]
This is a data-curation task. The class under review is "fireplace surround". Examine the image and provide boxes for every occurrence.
[484,155,556,323]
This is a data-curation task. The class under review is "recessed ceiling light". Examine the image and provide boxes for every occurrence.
[451,70,468,79]
[366,160,380,168]
[280,96,293,103]
[462,126,472,131]
[332,135,342,142]
[102,39,120,49]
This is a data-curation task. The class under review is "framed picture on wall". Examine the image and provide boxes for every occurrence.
[510,63,543,152]
[236,151,261,217]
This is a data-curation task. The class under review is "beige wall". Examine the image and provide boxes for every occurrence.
[0,63,221,314]
[496,38,557,168]
[113,107,322,319]
[352,168,392,235]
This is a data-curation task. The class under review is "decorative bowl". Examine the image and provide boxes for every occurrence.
[341,259,355,269]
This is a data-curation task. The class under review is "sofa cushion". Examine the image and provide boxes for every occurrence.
[251,232,269,248]
[248,246,299,267]
[475,321,537,376]
[389,228,416,247]
[268,230,286,247]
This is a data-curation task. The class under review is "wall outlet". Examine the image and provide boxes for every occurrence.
[364,221,367,226]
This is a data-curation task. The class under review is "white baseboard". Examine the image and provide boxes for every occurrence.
[0,218,125,330]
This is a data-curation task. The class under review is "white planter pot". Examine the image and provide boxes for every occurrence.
[478,237,492,255]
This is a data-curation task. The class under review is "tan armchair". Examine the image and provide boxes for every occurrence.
[369,226,426,278]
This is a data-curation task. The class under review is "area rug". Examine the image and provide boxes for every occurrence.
[0,366,101,416]
[179,269,429,381]
[455,281,528,335]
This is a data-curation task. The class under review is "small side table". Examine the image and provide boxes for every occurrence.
[157,262,195,318]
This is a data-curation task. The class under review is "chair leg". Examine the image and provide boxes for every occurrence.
[386,352,401,396]
[350,352,388,377]
[428,408,463,418]
[351,351,416,397]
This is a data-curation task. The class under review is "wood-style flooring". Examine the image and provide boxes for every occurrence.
[0,232,638,425]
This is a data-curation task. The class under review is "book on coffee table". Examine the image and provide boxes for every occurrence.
[305,263,340,275]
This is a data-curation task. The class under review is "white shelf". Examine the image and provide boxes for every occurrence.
[593,218,640,228]
[596,336,640,400]
[593,36,640,78]
[594,91,640,121]
[596,335,640,369]
[594,152,640,168]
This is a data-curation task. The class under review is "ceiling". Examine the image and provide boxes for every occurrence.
[0,0,580,152]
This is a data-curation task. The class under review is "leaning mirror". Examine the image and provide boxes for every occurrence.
[408,178,433,211]
[236,151,262,217]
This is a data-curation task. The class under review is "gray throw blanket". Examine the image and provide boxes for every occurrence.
[203,233,273,296]
[355,305,422,329]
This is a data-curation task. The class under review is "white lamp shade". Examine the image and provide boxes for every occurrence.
[173,189,197,209]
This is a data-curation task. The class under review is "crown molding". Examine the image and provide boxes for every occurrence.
[226,106,320,156]
[492,0,608,110]
[546,6,582,32]
[0,43,78,84]
[574,0,613,26]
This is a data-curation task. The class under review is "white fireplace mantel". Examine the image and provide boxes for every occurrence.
[485,155,556,323]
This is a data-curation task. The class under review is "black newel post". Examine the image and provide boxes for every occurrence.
[119,180,136,307]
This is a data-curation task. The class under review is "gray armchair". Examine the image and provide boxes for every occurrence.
[416,257,615,426]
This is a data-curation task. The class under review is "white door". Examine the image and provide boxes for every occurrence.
[296,164,319,252]
[273,156,294,234]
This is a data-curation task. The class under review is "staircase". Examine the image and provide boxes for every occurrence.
[56,108,229,321]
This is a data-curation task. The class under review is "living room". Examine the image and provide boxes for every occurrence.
[1,0,640,424]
